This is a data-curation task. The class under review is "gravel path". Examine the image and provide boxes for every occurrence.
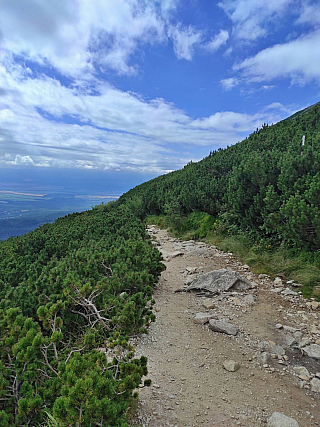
[130,227,320,426]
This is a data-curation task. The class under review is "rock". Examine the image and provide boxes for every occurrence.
[170,251,184,258]
[291,282,302,288]
[259,352,270,365]
[274,277,283,285]
[162,250,184,261]
[259,341,285,356]
[303,344,320,359]
[310,378,320,392]
[307,301,320,310]
[182,269,251,294]
[293,331,303,340]
[285,335,297,347]
[275,323,283,329]
[184,276,194,286]
[223,360,240,372]
[194,312,217,325]
[202,299,215,310]
[293,366,312,381]
[281,288,298,297]
[259,274,269,279]
[271,288,283,293]
[209,319,238,336]
[283,325,298,333]
[298,337,311,348]
[267,412,299,427]
[243,294,255,304]
[243,264,250,270]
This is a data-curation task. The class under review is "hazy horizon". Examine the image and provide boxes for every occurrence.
[0,167,160,240]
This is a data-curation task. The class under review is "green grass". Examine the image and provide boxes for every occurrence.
[146,213,320,300]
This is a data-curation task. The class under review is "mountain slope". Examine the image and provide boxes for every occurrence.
[119,102,320,253]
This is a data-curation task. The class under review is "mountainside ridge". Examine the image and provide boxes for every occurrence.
[119,101,320,257]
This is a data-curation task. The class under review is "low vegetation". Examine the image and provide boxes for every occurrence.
[0,204,164,426]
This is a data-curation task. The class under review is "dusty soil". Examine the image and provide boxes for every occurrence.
[130,227,320,427]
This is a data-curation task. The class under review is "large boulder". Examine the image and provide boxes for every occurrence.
[179,269,251,294]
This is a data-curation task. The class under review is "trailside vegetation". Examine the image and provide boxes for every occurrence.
[0,203,164,426]
[119,102,320,292]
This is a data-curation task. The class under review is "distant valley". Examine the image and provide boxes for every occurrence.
[0,167,157,240]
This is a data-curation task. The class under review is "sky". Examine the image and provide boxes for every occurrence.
[1,0,320,177]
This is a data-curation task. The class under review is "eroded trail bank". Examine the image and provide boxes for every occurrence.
[131,227,320,427]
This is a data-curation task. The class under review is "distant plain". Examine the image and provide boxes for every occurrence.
[0,167,157,241]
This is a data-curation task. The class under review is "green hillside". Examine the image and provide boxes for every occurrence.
[120,102,320,254]
[0,204,164,426]
[1,102,320,426]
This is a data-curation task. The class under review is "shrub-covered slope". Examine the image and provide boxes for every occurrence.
[120,102,320,253]
[0,203,164,426]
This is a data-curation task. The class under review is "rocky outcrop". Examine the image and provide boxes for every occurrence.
[178,268,252,293]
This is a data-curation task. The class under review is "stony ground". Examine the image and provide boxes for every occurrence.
[130,226,320,427]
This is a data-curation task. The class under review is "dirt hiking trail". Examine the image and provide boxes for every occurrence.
[130,227,320,427]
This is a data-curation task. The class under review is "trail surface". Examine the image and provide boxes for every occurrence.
[131,227,320,426]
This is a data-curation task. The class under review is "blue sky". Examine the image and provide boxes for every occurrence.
[1,0,320,176]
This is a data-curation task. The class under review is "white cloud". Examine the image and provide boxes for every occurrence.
[204,30,229,52]
[190,104,298,132]
[0,58,297,172]
[296,2,320,26]
[218,0,295,41]
[168,24,203,60]
[0,0,171,76]
[234,30,320,84]
[220,77,239,91]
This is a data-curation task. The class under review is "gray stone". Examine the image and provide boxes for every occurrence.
[194,312,217,325]
[162,250,184,261]
[293,366,312,381]
[259,274,269,279]
[259,341,285,356]
[181,268,251,294]
[283,325,298,333]
[202,299,215,310]
[223,360,240,372]
[303,344,320,359]
[209,319,238,336]
[275,323,283,329]
[310,378,320,392]
[267,412,299,427]
[285,334,297,347]
[271,288,283,293]
[184,276,194,286]
[274,277,283,285]
[298,337,311,348]
[281,288,298,297]
[243,294,255,304]
[293,331,303,340]
[259,352,270,365]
